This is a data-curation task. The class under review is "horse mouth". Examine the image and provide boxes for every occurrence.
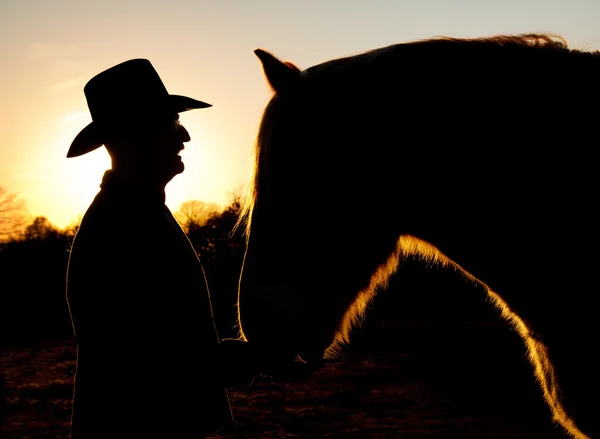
[298,350,326,369]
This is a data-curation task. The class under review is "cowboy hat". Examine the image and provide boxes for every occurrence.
[67,58,211,158]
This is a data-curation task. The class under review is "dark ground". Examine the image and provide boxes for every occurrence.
[0,320,571,436]
[0,264,572,438]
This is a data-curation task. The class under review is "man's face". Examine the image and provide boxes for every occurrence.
[155,114,190,178]
[135,114,191,182]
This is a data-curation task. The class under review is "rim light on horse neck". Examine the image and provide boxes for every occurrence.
[236,34,599,439]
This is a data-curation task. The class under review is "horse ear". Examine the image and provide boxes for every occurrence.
[254,49,301,93]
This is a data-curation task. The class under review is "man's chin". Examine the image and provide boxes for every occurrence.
[164,160,185,183]
[173,157,185,175]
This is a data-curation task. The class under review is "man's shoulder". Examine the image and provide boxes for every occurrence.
[79,193,123,226]
[75,191,135,239]
[75,189,169,243]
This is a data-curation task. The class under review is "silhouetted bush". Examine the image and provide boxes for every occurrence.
[0,217,75,344]
[187,197,246,339]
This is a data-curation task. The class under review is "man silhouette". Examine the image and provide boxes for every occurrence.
[65,59,254,438]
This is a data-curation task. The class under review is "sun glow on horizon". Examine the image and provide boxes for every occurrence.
[3,122,232,232]
[41,114,244,230]
[3,92,252,231]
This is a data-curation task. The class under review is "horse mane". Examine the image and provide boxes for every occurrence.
[430,32,569,49]
[234,32,597,238]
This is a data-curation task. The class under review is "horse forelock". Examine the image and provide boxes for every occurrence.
[234,95,282,240]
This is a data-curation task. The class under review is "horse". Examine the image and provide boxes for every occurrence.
[235,33,599,439]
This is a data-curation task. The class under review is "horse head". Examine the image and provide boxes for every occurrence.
[236,48,408,369]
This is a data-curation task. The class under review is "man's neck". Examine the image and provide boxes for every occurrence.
[101,168,169,204]
[109,161,173,191]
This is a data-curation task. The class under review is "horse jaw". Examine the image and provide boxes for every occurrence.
[237,271,334,361]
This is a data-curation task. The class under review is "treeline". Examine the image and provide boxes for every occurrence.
[0,188,501,349]
[0,198,246,346]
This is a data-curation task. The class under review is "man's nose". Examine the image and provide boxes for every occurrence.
[179,125,191,142]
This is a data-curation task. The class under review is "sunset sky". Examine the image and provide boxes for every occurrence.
[1,0,599,229]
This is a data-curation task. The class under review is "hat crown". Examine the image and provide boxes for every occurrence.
[84,58,172,127]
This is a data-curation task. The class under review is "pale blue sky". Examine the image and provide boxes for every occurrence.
[1,0,598,228]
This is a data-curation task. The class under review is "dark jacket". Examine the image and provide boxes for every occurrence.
[66,170,234,438]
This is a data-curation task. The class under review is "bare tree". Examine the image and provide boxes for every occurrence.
[0,186,29,242]
[173,200,220,234]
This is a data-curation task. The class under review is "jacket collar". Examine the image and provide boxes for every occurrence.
[99,169,167,205]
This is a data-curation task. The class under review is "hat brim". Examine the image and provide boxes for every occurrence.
[67,123,102,158]
[66,95,212,158]
[170,95,212,112]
